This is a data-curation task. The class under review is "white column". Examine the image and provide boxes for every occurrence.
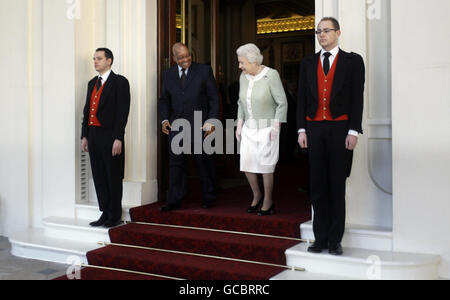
[0,0,31,236]
[41,0,78,219]
[391,0,450,279]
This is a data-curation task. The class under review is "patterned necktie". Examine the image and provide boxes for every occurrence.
[323,52,332,76]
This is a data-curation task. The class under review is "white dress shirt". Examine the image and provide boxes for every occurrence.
[98,69,112,85]
[178,65,189,78]
[299,46,358,137]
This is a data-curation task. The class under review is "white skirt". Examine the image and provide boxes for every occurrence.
[240,122,280,174]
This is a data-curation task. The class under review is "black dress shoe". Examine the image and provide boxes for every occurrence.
[247,198,263,214]
[328,243,344,256]
[202,202,213,209]
[257,204,275,216]
[160,204,181,212]
[89,213,109,227]
[307,242,328,253]
[103,219,123,228]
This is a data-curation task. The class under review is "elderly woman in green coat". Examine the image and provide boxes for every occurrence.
[235,43,288,216]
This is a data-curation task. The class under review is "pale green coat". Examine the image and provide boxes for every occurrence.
[237,67,288,129]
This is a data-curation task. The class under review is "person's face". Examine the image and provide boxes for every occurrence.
[316,20,341,51]
[173,46,192,70]
[238,56,258,75]
[94,51,112,74]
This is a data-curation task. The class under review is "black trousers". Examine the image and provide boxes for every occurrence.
[167,128,216,206]
[88,127,124,221]
[307,121,354,245]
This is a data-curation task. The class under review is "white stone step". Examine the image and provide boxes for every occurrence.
[300,221,393,251]
[271,270,358,280]
[285,243,441,280]
[9,228,102,265]
[43,217,111,244]
[76,202,133,222]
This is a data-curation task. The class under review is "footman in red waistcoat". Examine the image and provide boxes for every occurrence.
[297,17,365,256]
[81,48,131,228]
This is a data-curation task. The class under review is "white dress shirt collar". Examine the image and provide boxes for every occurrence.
[321,46,340,58]
[98,69,112,85]
[178,65,189,78]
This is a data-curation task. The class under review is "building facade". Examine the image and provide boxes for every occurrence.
[0,0,449,279]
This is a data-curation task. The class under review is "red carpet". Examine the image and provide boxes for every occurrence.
[57,158,312,280]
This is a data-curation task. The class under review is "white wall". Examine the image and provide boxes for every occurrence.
[391,0,450,278]
[0,0,30,236]
[0,0,159,237]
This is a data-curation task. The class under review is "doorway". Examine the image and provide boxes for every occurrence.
[157,0,316,204]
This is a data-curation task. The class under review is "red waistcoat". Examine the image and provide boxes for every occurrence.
[88,79,105,127]
[307,53,349,122]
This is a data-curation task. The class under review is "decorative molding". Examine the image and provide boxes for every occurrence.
[257,15,315,35]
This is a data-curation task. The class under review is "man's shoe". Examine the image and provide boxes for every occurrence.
[160,204,181,212]
[202,202,214,209]
[89,213,108,227]
[328,243,344,256]
[103,219,123,228]
[307,241,328,253]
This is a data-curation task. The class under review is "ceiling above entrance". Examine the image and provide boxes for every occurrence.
[255,0,315,34]
[255,0,315,20]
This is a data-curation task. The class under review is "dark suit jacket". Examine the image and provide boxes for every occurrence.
[297,49,365,133]
[159,63,220,125]
[81,71,131,142]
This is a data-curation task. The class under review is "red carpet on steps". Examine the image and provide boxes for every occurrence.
[56,158,312,280]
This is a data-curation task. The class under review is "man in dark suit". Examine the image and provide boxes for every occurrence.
[81,48,131,228]
[160,43,219,211]
[297,18,365,255]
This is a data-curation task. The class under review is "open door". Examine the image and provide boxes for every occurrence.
[157,0,221,202]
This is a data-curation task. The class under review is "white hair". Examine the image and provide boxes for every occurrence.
[236,43,263,65]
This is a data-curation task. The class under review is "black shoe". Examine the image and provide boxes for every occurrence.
[257,204,275,216]
[89,213,109,227]
[307,241,328,253]
[160,204,181,212]
[247,198,263,214]
[328,243,344,256]
[103,219,123,228]
[202,202,214,209]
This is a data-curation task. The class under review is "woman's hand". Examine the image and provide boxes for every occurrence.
[270,122,280,141]
[236,120,244,142]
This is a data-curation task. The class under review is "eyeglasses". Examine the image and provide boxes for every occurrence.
[315,29,338,35]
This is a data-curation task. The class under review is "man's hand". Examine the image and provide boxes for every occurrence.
[81,138,89,153]
[345,135,358,151]
[202,122,215,138]
[112,139,123,157]
[162,121,172,135]
[298,132,308,149]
